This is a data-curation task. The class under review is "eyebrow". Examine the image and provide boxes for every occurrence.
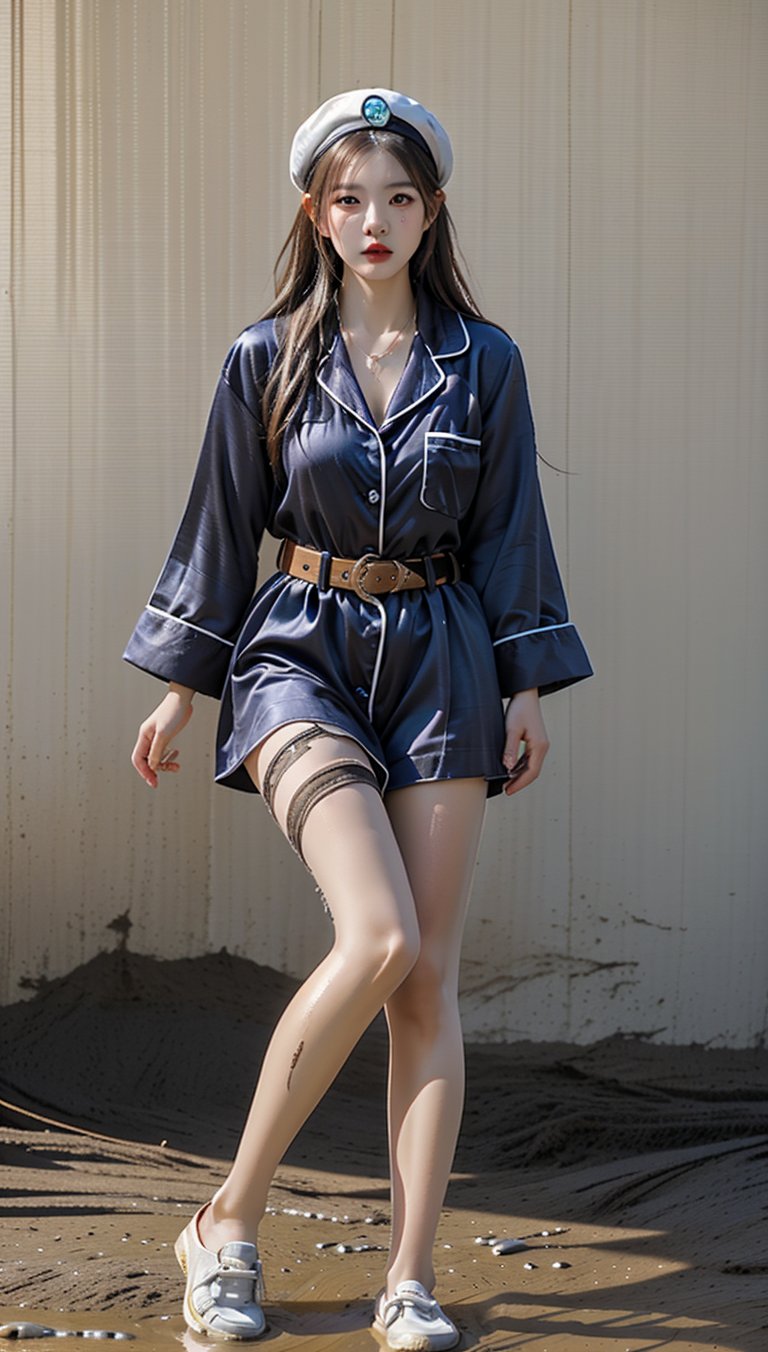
[331,180,416,192]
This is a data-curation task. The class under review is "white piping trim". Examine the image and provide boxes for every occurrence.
[317,336,446,437]
[425,431,482,446]
[378,316,469,430]
[366,594,388,724]
[374,425,386,556]
[434,311,471,360]
[145,604,235,647]
[316,360,378,437]
[493,621,575,646]
[317,315,471,436]
[379,362,445,431]
[420,432,482,512]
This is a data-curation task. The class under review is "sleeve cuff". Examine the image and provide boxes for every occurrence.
[122,607,234,699]
[493,623,594,698]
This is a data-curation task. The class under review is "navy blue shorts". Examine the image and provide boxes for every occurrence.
[215,571,508,798]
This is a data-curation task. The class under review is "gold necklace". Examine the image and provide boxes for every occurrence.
[340,311,416,378]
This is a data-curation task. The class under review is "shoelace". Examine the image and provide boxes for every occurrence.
[380,1289,438,1328]
[198,1258,265,1307]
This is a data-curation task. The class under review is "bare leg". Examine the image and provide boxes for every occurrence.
[382,778,487,1295]
[198,723,421,1254]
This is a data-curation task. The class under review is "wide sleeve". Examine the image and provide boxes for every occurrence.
[460,337,593,698]
[122,332,275,698]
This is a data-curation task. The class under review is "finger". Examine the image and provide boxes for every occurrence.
[526,736,549,780]
[131,729,157,787]
[502,727,525,772]
[503,740,548,796]
[502,736,531,793]
[131,727,151,769]
[506,750,530,780]
[504,764,535,795]
[504,768,535,796]
[147,732,170,775]
[158,749,180,772]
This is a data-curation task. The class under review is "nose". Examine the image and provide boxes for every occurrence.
[363,199,387,236]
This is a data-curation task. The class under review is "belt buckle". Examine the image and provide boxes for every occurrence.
[349,554,410,600]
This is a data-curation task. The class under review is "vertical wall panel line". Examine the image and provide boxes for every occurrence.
[1,0,16,977]
[564,0,575,1028]
[197,0,206,365]
[162,0,170,400]
[178,1,186,348]
[316,0,323,99]
[62,0,74,756]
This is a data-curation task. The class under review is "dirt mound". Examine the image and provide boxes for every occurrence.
[2,950,767,1170]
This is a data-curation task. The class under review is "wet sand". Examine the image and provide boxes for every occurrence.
[1,950,767,1350]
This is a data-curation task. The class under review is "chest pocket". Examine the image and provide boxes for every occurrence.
[420,432,482,518]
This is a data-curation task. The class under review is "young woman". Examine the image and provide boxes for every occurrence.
[125,89,592,1351]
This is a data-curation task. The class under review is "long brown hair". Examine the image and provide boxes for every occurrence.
[259,128,486,476]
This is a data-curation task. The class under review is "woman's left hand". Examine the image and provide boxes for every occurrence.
[502,688,549,796]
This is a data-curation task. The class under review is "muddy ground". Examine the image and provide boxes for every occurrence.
[1,950,767,1350]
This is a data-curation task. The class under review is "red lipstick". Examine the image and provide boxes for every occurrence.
[363,243,392,256]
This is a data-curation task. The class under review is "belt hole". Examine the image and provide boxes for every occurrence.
[302,563,310,571]
[341,570,349,580]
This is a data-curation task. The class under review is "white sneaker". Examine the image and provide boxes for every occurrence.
[173,1204,267,1341]
[373,1280,459,1351]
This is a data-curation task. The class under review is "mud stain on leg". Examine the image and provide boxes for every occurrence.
[287,1039,305,1091]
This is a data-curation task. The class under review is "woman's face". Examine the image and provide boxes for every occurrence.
[308,147,441,285]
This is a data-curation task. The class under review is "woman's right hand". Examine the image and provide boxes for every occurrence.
[131,685,195,788]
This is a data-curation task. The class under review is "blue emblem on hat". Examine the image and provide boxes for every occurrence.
[361,95,391,128]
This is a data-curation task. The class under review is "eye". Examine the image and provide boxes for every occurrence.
[334,194,359,206]
[391,193,415,206]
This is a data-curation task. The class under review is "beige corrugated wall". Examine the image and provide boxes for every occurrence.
[2,0,766,1044]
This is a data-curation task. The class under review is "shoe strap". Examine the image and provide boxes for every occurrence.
[193,1256,265,1308]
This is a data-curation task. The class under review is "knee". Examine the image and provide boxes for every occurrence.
[345,924,420,993]
[387,925,421,985]
[387,946,457,1029]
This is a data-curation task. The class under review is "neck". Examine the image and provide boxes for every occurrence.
[337,270,416,339]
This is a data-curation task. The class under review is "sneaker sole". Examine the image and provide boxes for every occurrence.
[371,1316,459,1352]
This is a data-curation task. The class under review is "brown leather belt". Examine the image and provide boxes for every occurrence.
[278,539,461,602]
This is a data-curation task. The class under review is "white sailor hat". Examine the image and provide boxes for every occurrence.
[289,88,454,191]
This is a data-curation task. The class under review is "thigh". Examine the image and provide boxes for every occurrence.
[384,778,487,971]
[245,722,419,953]
[246,720,372,821]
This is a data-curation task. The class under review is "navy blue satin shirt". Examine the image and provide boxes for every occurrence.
[124,289,593,795]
